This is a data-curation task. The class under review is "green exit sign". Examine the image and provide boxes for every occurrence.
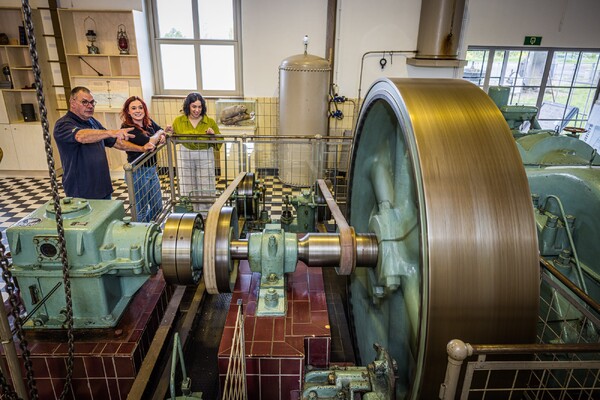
[524,36,542,46]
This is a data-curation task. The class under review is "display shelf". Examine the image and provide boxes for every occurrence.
[5,46,31,66]
[3,49,34,90]
[9,70,35,90]
[0,8,25,46]
[0,10,40,125]
[58,8,151,132]
[0,7,60,173]
[57,10,137,56]
[56,8,152,171]
[65,53,140,78]
[2,87,39,123]
[2,89,36,92]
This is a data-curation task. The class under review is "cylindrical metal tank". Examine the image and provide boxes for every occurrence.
[278,53,330,186]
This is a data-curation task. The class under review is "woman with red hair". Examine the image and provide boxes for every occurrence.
[120,96,172,222]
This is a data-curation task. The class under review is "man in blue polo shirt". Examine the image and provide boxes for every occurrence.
[54,86,138,199]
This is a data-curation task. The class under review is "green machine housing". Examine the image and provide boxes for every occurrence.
[6,197,161,329]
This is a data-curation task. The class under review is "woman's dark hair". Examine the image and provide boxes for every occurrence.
[120,96,151,128]
[182,92,207,117]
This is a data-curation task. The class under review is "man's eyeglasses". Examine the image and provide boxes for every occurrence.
[80,99,97,107]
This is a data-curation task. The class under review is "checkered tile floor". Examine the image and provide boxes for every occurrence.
[0,175,303,248]
[254,175,304,218]
[0,177,129,229]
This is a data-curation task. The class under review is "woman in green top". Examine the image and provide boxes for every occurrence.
[172,92,223,212]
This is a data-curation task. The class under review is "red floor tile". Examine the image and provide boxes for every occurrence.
[253,317,274,342]
[1,272,171,400]
[219,261,331,400]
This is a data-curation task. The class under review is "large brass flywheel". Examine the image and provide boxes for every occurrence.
[347,78,539,399]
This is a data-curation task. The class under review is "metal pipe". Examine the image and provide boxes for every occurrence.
[414,0,467,60]
[355,233,379,267]
[0,304,28,399]
[469,342,600,355]
[543,195,588,294]
[297,233,378,268]
[170,332,186,400]
[230,239,248,259]
[298,233,341,267]
[357,50,416,103]
[230,233,378,269]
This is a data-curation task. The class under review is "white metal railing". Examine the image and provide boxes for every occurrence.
[440,259,600,399]
[125,134,352,222]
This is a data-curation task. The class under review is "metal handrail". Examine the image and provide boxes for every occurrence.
[439,258,600,399]
[540,256,600,315]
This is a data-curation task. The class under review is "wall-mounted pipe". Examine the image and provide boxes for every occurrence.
[356,50,416,104]
[414,0,467,60]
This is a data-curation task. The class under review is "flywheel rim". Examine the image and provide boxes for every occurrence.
[236,172,257,219]
[347,78,539,399]
[204,205,239,294]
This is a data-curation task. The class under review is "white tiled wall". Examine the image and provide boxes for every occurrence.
[150,97,357,137]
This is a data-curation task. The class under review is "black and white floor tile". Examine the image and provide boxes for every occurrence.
[0,175,303,248]
[0,177,129,230]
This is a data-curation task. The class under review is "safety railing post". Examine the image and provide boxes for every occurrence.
[313,134,325,182]
[123,163,138,221]
[241,134,248,174]
[439,339,472,400]
[166,136,178,201]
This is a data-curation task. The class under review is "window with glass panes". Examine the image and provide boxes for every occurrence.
[148,0,242,96]
[463,47,600,131]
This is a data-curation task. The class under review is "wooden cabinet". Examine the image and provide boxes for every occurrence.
[11,123,48,170]
[0,92,9,123]
[0,123,47,171]
[0,124,19,170]
[0,7,52,173]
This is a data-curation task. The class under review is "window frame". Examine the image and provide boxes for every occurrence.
[463,46,600,129]
[146,0,243,97]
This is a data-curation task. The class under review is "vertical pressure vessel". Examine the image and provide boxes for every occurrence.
[278,53,330,186]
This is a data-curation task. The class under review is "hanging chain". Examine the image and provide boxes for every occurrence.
[0,235,19,400]
[1,234,36,400]
[21,1,75,399]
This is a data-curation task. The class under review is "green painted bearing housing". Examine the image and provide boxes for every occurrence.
[6,198,160,329]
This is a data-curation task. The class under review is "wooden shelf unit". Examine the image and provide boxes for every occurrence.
[57,8,153,170]
[0,7,55,172]
[57,9,150,129]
